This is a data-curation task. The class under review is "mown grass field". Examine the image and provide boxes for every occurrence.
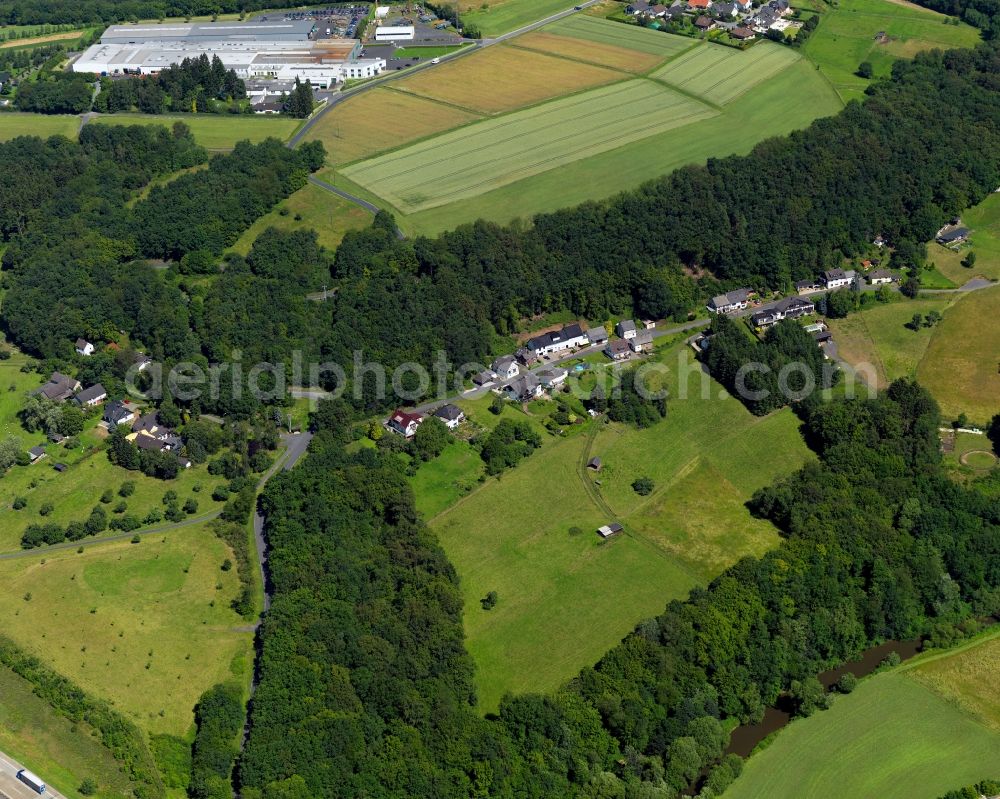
[652,41,801,106]
[458,0,576,37]
[801,0,981,102]
[228,181,372,256]
[917,285,1000,423]
[0,524,253,737]
[726,666,1000,799]
[0,112,80,142]
[393,45,625,114]
[827,296,955,390]
[512,30,668,71]
[0,29,90,48]
[0,665,135,799]
[90,113,299,149]
[428,343,811,710]
[931,193,1000,284]
[342,80,716,213]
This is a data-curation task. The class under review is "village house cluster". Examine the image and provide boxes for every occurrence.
[626,0,794,39]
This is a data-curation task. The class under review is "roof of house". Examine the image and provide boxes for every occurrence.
[75,338,90,350]
[28,445,46,458]
[104,400,134,422]
[506,373,540,397]
[527,324,586,351]
[473,370,495,385]
[794,278,820,289]
[606,339,631,354]
[537,367,568,382]
[434,404,464,421]
[132,412,160,434]
[938,226,970,242]
[491,355,517,371]
[390,409,423,427]
[38,372,80,401]
[688,0,711,7]
[588,326,608,341]
[715,2,736,13]
[632,330,655,345]
[731,25,755,37]
[74,383,107,404]
[823,268,848,281]
[709,288,751,309]
[135,432,167,451]
[869,269,895,281]
[588,456,602,468]
[618,319,637,332]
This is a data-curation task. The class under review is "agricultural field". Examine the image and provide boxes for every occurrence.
[392,45,626,114]
[0,112,80,142]
[651,42,801,106]
[0,665,135,799]
[228,181,372,256]
[0,524,254,738]
[304,87,482,166]
[726,663,1000,799]
[800,0,981,102]
[428,343,812,710]
[90,113,299,150]
[929,193,1000,284]
[0,29,91,49]
[342,80,717,213]
[917,285,1000,423]
[458,0,577,37]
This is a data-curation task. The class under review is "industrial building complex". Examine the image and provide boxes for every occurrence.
[73,18,386,88]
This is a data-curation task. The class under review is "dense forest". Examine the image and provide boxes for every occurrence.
[241,379,1000,797]
[0,0,306,25]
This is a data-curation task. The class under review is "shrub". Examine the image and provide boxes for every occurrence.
[632,477,655,496]
[119,480,136,497]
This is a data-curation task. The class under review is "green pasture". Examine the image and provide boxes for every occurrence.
[0,524,253,738]
[409,439,483,520]
[460,0,576,37]
[90,113,299,150]
[930,193,1000,284]
[341,79,715,213]
[548,13,696,57]
[801,0,981,102]
[651,41,801,106]
[0,112,80,142]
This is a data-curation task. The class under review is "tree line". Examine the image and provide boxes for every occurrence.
[0,0,307,26]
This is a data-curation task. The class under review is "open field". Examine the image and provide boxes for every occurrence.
[726,667,1000,799]
[0,29,89,48]
[459,0,576,37]
[342,80,716,213]
[0,524,253,737]
[652,42,801,106]
[0,665,135,799]
[827,296,955,390]
[428,343,811,710]
[917,286,1000,423]
[409,439,482,520]
[90,113,299,149]
[0,112,80,142]
[512,30,669,71]
[304,87,482,166]
[346,57,840,235]
[801,0,980,102]
[392,45,626,114]
[930,193,1000,284]
[228,181,372,256]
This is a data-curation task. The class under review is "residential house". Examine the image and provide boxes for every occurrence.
[687,0,713,9]
[103,400,136,427]
[821,268,853,290]
[433,404,465,429]
[873,234,887,248]
[605,339,632,361]
[525,324,589,357]
[74,383,107,407]
[504,373,542,402]
[694,14,716,28]
[131,412,182,451]
[515,347,538,367]
[387,408,423,438]
[794,278,822,294]
[28,445,46,463]
[665,4,688,18]
[707,288,752,314]
[587,326,609,346]
[491,355,520,380]
[472,370,496,387]
[626,0,652,13]
[616,319,637,340]
[868,269,896,286]
[135,433,168,452]
[536,367,568,389]
[750,296,815,328]
[648,2,670,14]
[734,0,753,11]
[596,523,623,539]
[37,372,81,402]
[936,226,970,245]
[75,338,95,357]
[714,1,738,17]
[630,330,655,353]
[731,25,756,39]
[133,353,153,372]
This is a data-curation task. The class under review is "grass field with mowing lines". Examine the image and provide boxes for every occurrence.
[652,41,801,105]
[393,45,626,115]
[0,112,80,141]
[0,666,135,799]
[512,30,668,72]
[801,0,980,102]
[304,87,482,166]
[228,181,372,256]
[368,57,840,234]
[0,29,89,48]
[917,286,1000,423]
[459,0,576,36]
[548,14,696,57]
[726,670,1000,799]
[827,296,955,390]
[909,628,1000,729]
[929,193,1000,284]
[427,343,809,710]
[90,113,299,149]
[342,80,716,212]
[0,524,253,737]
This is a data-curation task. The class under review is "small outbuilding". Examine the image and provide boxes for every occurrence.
[587,456,602,472]
[596,522,623,539]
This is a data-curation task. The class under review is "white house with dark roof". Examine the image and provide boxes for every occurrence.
[433,404,465,430]
[525,324,588,357]
[605,339,631,361]
[103,400,136,426]
[36,372,81,402]
[751,296,815,328]
[707,288,752,314]
[587,326,608,346]
[490,355,519,380]
[630,330,655,353]
[616,319,637,340]
[74,384,107,406]
[821,269,853,290]
[867,269,896,286]
[536,367,568,389]
[504,373,542,402]
[75,338,95,356]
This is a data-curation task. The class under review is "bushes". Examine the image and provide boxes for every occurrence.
[210,520,255,619]
[479,418,542,474]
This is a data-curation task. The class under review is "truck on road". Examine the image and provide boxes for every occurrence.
[16,769,46,794]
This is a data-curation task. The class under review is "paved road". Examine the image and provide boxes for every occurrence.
[0,751,67,799]
[922,277,995,294]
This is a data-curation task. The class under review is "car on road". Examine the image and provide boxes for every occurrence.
[431,57,440,64]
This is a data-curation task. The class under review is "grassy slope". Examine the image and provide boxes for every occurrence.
[0,113,80,142]
[726,669,1000,799]
[930,193,1000,284]
[460,0,576,37]
[801,0,980,102]
[0,666,135,799]
[90,114,299,150]
[0,524,253,738]
[428,344,811,710]
[228,181,372,257]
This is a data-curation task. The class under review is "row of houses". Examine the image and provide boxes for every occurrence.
[627,0,792,36]
[36,372,107,407]
[387,403,466,438]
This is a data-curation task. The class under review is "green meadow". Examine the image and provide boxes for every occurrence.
[0,113,80,142]
[90,113,299,150]
[459,0,576,37]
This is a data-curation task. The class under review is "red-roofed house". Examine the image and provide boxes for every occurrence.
[688,0,713,9]
[388,409,423,438]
